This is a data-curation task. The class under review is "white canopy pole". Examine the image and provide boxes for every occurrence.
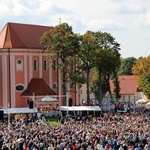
[32,93,36,113]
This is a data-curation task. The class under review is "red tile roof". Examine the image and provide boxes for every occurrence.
[21,78,57,96]
[110,75,137,95]
[0,22,53,49]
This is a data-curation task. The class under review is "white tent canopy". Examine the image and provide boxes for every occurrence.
[0,107,38,114]
[37,96,59,103]
[60,106,101,111]
[136,98,148,105]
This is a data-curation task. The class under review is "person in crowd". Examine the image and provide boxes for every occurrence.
[0,109,149,150]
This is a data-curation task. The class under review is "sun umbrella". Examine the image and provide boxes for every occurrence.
[145,101,150,108]
[136,99,148,105]
[145,101,150,105]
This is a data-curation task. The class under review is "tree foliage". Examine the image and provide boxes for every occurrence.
[40,23,83,104]
[113,73,121,99]
[90,68,110,102]
[118,57,137,75]
[78,31,98,105]
[40,22,121,106]
[132,55,150,98]
[89,31,121,105]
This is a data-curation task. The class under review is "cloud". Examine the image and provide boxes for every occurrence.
[0,0,73,18]
[0,0,31,16]
[35,1,72,15]
[87,19,127,31]
[114,3,147,14]
[12,2,31,16]
[133,12,150,28]
[0,0,13,16]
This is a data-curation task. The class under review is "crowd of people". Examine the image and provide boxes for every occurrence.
[0,109,150,150]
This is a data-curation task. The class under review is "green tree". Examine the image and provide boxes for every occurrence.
[40,23,81,105]
[90,68,110,102]
[90,31,121,106]
[78,31,98,105]
[118,57,137,75]
[132,55,150,98]
[113,72,121,99]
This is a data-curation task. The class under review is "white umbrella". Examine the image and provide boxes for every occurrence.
[136,99,148,105]
[145,101,150,107]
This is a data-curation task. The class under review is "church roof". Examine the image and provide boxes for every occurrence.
[21,78,57,96]
[0,22,53,49]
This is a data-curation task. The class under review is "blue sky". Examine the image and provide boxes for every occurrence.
[0,0,150,58]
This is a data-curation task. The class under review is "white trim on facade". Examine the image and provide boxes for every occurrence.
[2,53,8,108]
[10,53,15,108]
[39,54,42,78]
[29,54,33,79]
[24,53,28,88]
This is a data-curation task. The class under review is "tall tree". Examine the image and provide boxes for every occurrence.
[40,23,81,105]
[90,31,121,106]
[78,31,98,105]
[118,57,137,75]
[132,55,150,98]
[113,72,121,99]
[90,68,110,102]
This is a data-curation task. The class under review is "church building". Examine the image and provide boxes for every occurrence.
[0,22,80,109]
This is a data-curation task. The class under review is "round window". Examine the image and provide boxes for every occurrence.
[17,60,22,64]
[53,84,57,89]
[16,85,24,91]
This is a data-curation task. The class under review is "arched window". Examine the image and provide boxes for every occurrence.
[53,60,56,70]
[33,59,37,71]
[16,59,23,71]
[44,60,47,71]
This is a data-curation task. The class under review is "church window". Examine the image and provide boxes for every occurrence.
[16,59,23,71]
[53,83,57,89]
[44,60,47,71]
[16,84,24,91]
[34,59,38,71]
[53,60,56,70]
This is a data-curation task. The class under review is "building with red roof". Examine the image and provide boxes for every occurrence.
[110,75,143,104]
[0,22,143,109]
[0,22,79,109]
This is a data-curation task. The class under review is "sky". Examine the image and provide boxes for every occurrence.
[0,0,150,59]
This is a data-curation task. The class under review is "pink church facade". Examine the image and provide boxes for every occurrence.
[0,22,80,108]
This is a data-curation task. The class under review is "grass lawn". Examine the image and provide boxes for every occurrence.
[45,116,61,126]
